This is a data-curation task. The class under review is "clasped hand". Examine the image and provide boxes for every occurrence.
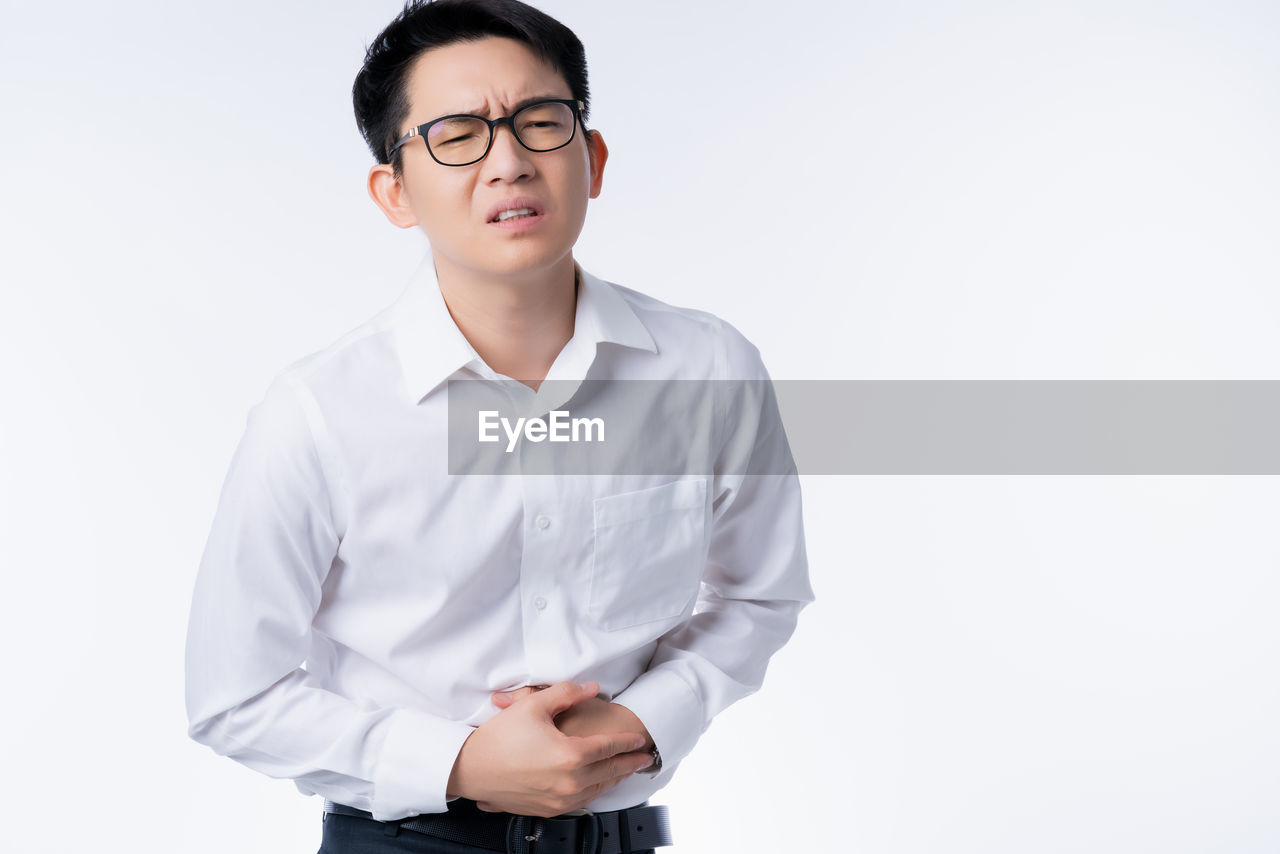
[445,680,655,817]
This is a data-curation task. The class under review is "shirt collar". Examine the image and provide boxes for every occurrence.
[389,251,657,406]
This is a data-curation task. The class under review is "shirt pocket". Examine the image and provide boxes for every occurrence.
[589,478,708,631]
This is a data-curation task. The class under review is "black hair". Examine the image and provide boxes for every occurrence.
[352,0,591,182]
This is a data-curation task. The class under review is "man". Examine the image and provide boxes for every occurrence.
[184,1,814,851]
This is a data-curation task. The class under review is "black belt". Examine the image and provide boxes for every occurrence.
[323,797,672,854]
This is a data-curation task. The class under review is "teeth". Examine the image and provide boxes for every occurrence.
[495,207,535,222]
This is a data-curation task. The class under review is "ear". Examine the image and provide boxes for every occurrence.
[367,162,420,229]
[586,129,608,199]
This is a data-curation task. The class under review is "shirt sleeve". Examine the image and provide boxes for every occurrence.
[183,373,475,820]
[611,320,815,775]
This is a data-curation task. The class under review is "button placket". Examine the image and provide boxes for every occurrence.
[531,512,551,611]
[521,436,558,628]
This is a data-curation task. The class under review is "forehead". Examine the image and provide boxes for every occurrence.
[404,36,571,121]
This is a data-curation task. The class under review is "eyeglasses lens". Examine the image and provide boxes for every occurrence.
[427,102,575,165]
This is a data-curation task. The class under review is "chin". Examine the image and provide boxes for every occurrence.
[483,245,570,275]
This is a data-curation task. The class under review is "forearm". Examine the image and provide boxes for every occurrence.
[189,668,475,820]
[610,596,809,768]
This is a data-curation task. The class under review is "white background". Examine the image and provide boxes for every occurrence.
[2,0,1278,851]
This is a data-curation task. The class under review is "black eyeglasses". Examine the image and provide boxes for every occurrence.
[388,98,586,167]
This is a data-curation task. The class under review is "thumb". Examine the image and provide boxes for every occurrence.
[491,686,539,709]
[535,681,599,717]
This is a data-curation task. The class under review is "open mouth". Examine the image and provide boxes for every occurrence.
[491,208,540,223]
[486,197,547,225]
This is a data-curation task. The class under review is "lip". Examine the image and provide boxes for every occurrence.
[485,196,547,231]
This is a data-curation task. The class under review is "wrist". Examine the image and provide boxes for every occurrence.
[446,729,478,800]
[611,702,653,750]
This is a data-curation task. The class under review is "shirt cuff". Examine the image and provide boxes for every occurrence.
[371,707,476,820]
[610,668,704,771]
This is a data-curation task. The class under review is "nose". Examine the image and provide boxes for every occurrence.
[482,120,534,182]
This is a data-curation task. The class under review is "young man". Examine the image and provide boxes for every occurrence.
[184,1,814,851]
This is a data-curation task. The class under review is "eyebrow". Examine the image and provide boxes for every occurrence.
[449,94,566,118]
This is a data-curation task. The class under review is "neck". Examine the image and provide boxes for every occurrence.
[433,253,578,391]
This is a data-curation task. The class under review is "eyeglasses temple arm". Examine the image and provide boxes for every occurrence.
[388,126,419,156]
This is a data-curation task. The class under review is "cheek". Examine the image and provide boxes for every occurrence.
[559,157,594,205]
[411,176,471,229]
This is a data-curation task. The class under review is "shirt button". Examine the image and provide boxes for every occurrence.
[533,596,548,610]
[535,515,551,530]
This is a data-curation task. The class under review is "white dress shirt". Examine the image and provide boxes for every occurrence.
[184,252,815,821]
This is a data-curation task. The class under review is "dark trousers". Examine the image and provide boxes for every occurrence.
[318,811,480,853]
[317,810,656,854]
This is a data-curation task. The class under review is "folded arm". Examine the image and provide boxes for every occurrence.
[185,376,646,820]
[497,323,815,777]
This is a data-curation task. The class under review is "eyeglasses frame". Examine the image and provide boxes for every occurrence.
[387,98,587,168]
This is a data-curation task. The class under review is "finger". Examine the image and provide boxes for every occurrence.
[491,686,535,708]
[571,730,649,764]
[535,681,599,717]
[577,749,656,791]
[476,801,494,812]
